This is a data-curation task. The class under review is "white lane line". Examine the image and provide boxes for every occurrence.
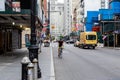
[50,43,55,80]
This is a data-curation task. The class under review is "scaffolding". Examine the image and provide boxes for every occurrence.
[101,19,120,47]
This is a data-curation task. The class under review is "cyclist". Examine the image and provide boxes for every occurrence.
[58,39,64,58]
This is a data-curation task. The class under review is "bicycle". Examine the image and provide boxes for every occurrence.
[58,47,63,59]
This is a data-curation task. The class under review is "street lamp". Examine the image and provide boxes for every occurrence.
[28,0,41,78]
[46,0,50,37]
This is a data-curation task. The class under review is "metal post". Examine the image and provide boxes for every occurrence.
[108,34,109,47]
[46,0,50,36]
[28,63,34,80]
[113,33,115,48]
[103,22,105,47]
[33,58,38,80]
[21,56,31,80]
[48,0,50,25]
[114,21,116,48]
[28,0,41,78]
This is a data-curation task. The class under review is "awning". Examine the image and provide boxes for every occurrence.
[0,14,43,29]
[0,14,30,27]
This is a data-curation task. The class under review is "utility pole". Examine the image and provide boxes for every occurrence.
[28,0,41,78]
[46,0,50,38]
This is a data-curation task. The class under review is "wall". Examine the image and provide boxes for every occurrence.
[22,28,31,47]
[86,11,99,31]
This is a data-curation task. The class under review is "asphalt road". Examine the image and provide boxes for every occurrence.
[52,43,120,80]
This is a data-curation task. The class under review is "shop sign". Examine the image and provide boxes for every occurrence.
[12,2,21,12]
[0,0,5,11]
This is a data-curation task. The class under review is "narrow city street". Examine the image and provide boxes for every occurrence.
[0,43,120,80]
[52,43,120,80]
[0,0,120,80]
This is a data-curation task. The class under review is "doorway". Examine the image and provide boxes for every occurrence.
[117,34,120,47]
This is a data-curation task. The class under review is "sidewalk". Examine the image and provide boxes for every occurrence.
[22,45,55,80]
[0,45,55,80]
[103,47,120,50]
[38,45,55,80]
[97,43,120,50]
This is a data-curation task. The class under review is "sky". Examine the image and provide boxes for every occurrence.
[47,0,64,3]
[57,0,64,3]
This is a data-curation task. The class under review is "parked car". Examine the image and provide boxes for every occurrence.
[43,39,50,47]
[66,40,74,44]
[74,40,80,47]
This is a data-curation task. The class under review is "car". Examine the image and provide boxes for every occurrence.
[74,40,80,47]
[65,40,70,44]
[66,40,75,44]
[43,39,50,47]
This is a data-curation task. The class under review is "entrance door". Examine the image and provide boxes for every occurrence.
[117,34,120,47]
[6,31,12,51]
[0,31,3,53]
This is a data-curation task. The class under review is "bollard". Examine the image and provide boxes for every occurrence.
[33,58,38,80]
[28,63,34,80]
[21,56,31,80]
[28,45,41,78]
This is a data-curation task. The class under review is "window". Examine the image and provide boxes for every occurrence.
[86,35,96,40]
[58,7,61,10]
[51,7,55,10]
[68,15,69,17]
[68,11,69,13]
[67,4,69,6]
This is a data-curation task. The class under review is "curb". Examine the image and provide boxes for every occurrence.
[50,45,55,80]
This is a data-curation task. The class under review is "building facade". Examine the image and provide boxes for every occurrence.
[79,0,108,31]
[64,0,72,36]
[72,0,84,32]
[49,0,64,39]
[81,0,120,47]
[0,0,45,54]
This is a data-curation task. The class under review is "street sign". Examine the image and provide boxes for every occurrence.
[51,25,55,29]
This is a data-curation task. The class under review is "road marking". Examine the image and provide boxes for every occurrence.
[50,43,55,80]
